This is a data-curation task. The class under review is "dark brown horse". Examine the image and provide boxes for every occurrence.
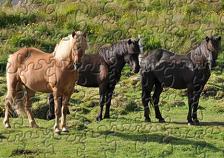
[47,39,141,121]
[141,36,221,125]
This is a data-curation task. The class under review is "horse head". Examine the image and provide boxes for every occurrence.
[204,35,221,68]
[71,31,88,69]
[124,39,141,73]
[54,31,88,70]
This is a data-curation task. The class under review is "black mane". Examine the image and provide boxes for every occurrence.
[187,40,206,55]
[186,40,209,66]
[99,40,129,64]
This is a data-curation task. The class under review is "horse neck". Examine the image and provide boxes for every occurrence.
[188,42,210,68]
[54,50,74,67]
[100,42,127,67]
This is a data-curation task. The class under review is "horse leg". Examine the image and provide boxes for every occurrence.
[96,85,105,121]
[3,74,18,128]
[192,95,200,125]
[104,92,111,119]
[153,81,165,123]
[4,94,14,128]
[60,94,71,132]
[25,88,38,128]
[53,92,61,133]
[47,93,55,120]
[192,85,203,125]
[141,73,154,122]
[104,85,115,119]
[187,86,194,125]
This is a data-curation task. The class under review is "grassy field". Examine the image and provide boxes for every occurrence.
[0,71,224,158]
[0,0,224,158]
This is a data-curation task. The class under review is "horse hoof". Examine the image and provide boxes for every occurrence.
[54,128,61,134]
[62,127,69,132]
[4,123,11,128]
[30,121,39,128]
[31,124,39,128]
[193,120,200,125]
[96,116,103,122]
[104,115,110,119]
[47,114,55,120]
[144,118,151,122]
[188,122,194,126]
[159,119,165,123]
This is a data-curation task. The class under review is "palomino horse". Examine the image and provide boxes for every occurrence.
[3,31,87,133]
[141,36,221,125]
[47,39,141,121]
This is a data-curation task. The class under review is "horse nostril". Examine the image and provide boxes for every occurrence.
[133,67,140,73]
[74,63,81,70]
[212,61,217,67]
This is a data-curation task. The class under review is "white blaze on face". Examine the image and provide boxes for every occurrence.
[138,34,144,65]
[208,52,213,70]
[138,34,144,54]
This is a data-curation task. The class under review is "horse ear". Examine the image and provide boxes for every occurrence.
[128,39,132,45]
[205,36,210,42]
[72,31,76,38]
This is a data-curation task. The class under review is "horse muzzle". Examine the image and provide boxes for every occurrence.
[211,60,217,69]
[73,63,82,70]
[133,66,140,73]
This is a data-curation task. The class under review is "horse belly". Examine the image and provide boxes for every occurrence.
[20,71,51,93]
[169,76,187,89]
[77,72,100,87]
[155,70,187,89]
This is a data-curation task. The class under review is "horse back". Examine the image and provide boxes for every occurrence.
[8,47,52,65]
[79,54,106,71]
[141,49,193,70]
[141,49,196,89]
[78,54,108,87]
[141,49,173,71]
[6,48,52,81]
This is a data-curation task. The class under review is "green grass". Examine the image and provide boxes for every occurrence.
[0,71,224,158]
[0,0,224,62]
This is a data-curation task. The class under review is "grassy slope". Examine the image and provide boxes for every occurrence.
[0,0,224,158]
[0,1,224,58]
[0,72,224,158]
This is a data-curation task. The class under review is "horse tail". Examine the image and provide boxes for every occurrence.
[6,55,26,116]
[14,83,26,116]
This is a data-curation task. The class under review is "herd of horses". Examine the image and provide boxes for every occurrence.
[2,30,221,133]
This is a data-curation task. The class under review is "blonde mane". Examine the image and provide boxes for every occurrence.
[54,34,73,60]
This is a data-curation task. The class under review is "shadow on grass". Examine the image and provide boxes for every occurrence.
[113,116,144,124]
[0,133,6,139]
[10,149,38,157]
[99,131,222,152]
[33,104,49,120]
[170,121,224,127]
[69,98,82,105]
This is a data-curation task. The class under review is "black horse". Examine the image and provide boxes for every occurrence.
[141,35,221,125]
[47,39,141,121]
